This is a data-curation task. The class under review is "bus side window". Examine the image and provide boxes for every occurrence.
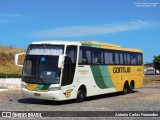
[104,51,109,64]
[66,46,77,63]
[124,54,127,65]
[131,53,137,65]
[124,53,131,65]
[137,54,142,65]
[115,52,119,64]
[127,54,131,64]
[78,48,83,64]
[92,48,102,64]
[104,51,114,65]
[86,49,91,64]
[79,47,87,64]
[120,53,124,65]
[79,47,92,64]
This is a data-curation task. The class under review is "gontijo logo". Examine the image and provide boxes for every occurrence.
[113,67,131,73]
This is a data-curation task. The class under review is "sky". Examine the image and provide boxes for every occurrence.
[0,0,160,63]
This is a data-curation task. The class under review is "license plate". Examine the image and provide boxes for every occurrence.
[34,93,40,96]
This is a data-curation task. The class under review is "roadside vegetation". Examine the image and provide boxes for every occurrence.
[143,75,160,85]
[0,45,25,77]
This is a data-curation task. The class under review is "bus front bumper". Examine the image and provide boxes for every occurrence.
[22,88,62,101]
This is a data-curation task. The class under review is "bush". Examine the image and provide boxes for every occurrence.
[153,55,160,71]
[0,73,22,78]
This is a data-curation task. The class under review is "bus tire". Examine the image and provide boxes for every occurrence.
[129,81,134,93]
[122,82,129,95]
[76,86,86,102]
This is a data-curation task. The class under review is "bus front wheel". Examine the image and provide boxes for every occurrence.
[76,86,86,102]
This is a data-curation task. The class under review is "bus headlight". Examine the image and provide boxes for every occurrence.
[21,84,27,89]
[48,87,60,91]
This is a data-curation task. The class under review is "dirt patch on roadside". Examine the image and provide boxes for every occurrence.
[0,89,21,102]
[143,75,160,85]
[139,93,160,100]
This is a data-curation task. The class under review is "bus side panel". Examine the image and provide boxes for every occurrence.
[108,66,143,91]
[89,65,118,94]
[75,65,99,96]
[64,65,143,100]
[74,65,116,97]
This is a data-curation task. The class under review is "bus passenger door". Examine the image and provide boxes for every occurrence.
[60,46,77,99]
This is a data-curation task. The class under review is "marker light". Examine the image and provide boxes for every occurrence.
[48,87,60,91]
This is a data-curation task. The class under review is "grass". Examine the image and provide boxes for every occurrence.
[143,75,160,85]
[0,46,26,75]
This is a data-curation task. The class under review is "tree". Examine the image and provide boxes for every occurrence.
[153,55,160,70]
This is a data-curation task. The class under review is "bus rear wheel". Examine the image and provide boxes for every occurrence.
[129,81,134,93]
[76,86,86,102]
[122,82,129,95]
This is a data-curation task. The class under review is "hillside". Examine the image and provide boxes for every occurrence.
[0,46,26,75]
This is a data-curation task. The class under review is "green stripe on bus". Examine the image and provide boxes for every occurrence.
[82,43,100,48]
[35,84,50,90]
[99,66,115,88]
[90,66,114,89]
[90,66,107,89]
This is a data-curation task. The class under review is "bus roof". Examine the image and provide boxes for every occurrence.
[80,41,143,53]
[31,40,80,46]
[31,40,142,53]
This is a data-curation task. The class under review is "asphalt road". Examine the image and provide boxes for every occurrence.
[0,85,160,119]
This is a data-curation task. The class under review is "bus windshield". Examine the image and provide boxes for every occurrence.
[22,55,60,84]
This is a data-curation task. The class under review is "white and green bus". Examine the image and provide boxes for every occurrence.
[15,41,143,102]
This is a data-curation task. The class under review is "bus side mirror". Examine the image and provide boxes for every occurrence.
[14,53,26,67]
[58,54,66,68]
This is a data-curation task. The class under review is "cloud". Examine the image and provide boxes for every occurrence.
[0,13,36,26]
[33,20,159,38]
[0,14,23,25]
